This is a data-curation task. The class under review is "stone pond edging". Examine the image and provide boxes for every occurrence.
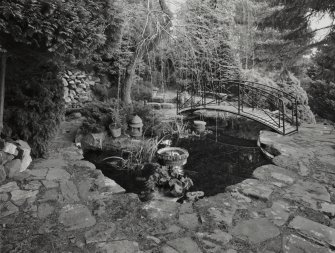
[0,122,335,252]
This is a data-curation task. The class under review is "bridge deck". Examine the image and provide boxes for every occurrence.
[179,104,297,134]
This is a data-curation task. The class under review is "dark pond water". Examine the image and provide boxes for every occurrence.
[84,130,270,199]
[175,134,269,196]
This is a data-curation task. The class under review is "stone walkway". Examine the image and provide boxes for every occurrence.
[1,121,335,252]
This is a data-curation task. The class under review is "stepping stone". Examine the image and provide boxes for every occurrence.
[27,168,49,180]
[253,164,297,185]
[37,203,55,219]
[0,165,6,183]
[22,180,42,191]
[0,182,19,193]
[319,202,335,217]
[42,180,59,189]
[104,178,126,194]
[197,229,232,245]
[34,158,67,170]
[166,237,202,253]
[0,193,9,202]
[85,222,116,244]
[11,189,39,206]
[264,200,296,226]
[232,218,280,244]
[283,234,333,253]
[96,240,139,253]
[289,216,335,247]
[161,246,179,253]
[4,159,21,178]
[77,179,93,200]
[73,160,96,170]
[178,213,199,230]
[284,180,331,210]
[208,206,236,227]
[143,200,180,220]
[39,189,59,203]
[46,168,70,181]
[59,204,96,231]
[238,179,275,201]
[60,180,79,203]
[0,201,19,218]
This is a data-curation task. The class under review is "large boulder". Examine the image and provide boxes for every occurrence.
[15,140,32,172]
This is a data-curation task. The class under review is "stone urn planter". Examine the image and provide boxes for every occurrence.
[193,120,206,133]
[156,147,189,167]
[109,123,121,138]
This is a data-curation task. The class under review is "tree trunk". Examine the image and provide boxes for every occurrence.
[121,0,173,104]
[0,53,6,135]
[122,55,137,104]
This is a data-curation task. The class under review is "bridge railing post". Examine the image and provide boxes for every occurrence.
[238,81,241,114]
[282,99,286,135]
[295,97,298,132]
[278,94,281,128]
[291,98,294,124]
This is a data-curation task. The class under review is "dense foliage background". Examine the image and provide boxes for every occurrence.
[0,0,334,156]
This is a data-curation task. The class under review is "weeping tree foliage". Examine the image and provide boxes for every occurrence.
[139,0,240,94]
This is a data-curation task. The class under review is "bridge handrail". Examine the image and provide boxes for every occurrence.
[210,79,297,101]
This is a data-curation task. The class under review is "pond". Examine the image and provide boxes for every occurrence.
[84,130,270,200]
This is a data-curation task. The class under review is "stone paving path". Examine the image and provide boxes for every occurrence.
[1,120,335,252]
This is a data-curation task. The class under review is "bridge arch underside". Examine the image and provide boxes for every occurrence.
[178,106,297,135]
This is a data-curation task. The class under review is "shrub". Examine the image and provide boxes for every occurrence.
[4,61,64,157]
[308,80,335,122]
[275,69,316,124]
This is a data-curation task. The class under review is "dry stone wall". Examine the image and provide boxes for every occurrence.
[62,70,101,108]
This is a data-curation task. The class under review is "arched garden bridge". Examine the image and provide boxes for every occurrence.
[176,79,299,135]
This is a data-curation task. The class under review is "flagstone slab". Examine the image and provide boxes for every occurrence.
[166,237,202,253]
[283,234,333,253]
[238,179,275,201]
[232,218,280,244]
[289,216,335,247]
[59,204,96,231]
[0,182,19,193]
[11,189,39,206]
[96,240,139,253]
[0,201,19,218]
[253,164,297,185]
[283,180,331,209]
[46,168,71,181]
[60,180,79,203]
[264,200,293,226]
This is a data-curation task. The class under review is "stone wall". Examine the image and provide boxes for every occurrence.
[62,70,101,108]
[0,140,32,183]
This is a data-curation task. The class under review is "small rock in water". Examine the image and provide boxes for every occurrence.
[186,191,204,201]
